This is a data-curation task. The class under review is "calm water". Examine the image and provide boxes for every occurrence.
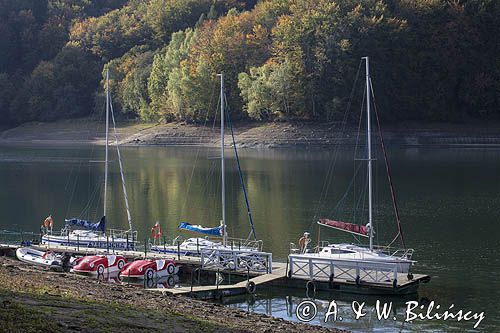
[0,144,498,331]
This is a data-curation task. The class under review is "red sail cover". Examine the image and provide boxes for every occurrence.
[318,218,368,237]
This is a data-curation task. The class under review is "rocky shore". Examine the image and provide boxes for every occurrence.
[2,119,500,148]
[0,256,342,332]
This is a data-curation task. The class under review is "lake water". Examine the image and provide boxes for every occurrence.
[0,144,498,332]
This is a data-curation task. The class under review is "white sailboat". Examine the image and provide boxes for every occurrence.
[294,57,414,273]
[41,69,136,250]
[151,73,262,256]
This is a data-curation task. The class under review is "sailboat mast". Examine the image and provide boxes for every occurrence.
[218,73,227,246]
[104,69,110,219]
[363,57,374,251]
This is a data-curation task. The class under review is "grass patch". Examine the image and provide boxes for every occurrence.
[0,296,63,333]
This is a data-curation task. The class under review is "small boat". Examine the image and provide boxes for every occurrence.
[295,57,415,274]
[120,259,178,279]
[72,254,127,275]
[15,247,75,268]
[151,74,262,257]
[151,236,260,256]
[41,69,137,251]
[311,242,412,273]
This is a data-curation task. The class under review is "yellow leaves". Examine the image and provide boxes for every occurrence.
[339,39,351,52]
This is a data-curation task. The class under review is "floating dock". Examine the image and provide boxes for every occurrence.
[9,242,430,298]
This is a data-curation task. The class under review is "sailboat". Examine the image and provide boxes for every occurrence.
[151,73,262,256]
[295,57,414,273]
[41,69,136,250]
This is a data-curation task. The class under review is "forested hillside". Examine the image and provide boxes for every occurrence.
[0,0,498,126]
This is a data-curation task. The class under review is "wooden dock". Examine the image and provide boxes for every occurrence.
[148,262,288,299]
[15,243,430,298]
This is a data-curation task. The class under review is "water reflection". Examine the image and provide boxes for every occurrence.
[1,145,499,330]
[223,290,470,332]
[93,270,180,289]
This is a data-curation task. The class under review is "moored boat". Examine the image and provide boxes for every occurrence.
[120,259,179,279]
[151,74,262,257]
[15,247,77,268]
[72,254,127,275]
[40,69,137,251]
[294,57,415,274]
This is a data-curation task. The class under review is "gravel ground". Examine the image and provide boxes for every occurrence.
[0,256,344,333]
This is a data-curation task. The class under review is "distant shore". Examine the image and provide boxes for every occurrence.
[2,119,500,149]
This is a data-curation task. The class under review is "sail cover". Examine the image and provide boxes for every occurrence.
[65,216,106,232]
[318,218,368,237]
[178,222,223,237]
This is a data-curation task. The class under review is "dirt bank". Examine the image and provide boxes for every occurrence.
[0,256,342,332]
[2,119,500,148]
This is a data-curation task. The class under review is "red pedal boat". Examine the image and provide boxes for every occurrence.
[72,255,127,275]
[120,259,178,279]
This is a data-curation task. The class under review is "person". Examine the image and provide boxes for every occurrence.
[43,215,54,234]
[298,232,311,254]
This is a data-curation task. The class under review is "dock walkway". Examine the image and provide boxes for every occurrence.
[23,243,430,298]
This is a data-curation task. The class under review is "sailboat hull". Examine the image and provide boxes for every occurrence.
[41,235,133,250]
[297,244,414,273]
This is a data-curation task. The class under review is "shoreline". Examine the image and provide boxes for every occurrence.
[0,256,340,332]
[2,119,500,149]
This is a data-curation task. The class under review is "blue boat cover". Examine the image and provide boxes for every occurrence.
[178,222,223,237]
[64,216,106,232]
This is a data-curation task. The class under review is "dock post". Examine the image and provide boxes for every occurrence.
[163,236,166,253]
[112,234,114,253]
[190,270,194,292]
[126,233,129,251]
[177,240,180,260]
[144,239,147,258]
[107,236,109,253]
[67,232,69,248]
[285,257,289,277]
[216,268,220,290]
[196,238,199,255]
[309,259,313,278]
[77,234,79,252]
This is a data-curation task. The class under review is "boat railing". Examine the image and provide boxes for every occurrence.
[311,242,414,260]
[201,247,273,273]
[42,227,138,251]
[107,229,138,242]
[288,254,400,286]
[223,237,263,251]
[390,248,415,260]
[148,235,263,252]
